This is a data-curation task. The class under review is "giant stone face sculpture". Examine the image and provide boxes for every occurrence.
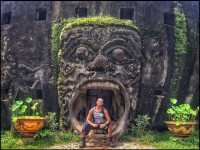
[58,24,142,136]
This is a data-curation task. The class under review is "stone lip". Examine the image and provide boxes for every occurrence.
[164,121,197,125]
[69,77,130,137]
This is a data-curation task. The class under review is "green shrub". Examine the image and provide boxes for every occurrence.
[59,131,73,141]
[34,129,55,141]
[127,115,151,137]
[166,98,199,124]
[1,131,19,148]
[1,130,80,149]
[45,112,59,131]
[11,97,42,117]
[138,130,199,149]
[134,115,151,137]
[11,97,43,126]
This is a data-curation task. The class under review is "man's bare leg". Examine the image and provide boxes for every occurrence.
[80,131,86,148]
[80,123,91,148]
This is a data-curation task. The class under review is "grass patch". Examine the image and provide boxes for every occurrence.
[121,129,199,149]
[1,130,80,149]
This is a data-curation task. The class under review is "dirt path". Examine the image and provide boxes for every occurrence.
[48,141,155,149]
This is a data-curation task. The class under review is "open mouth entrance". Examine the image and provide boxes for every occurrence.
[77,89,116,123]
[70,78,130,136]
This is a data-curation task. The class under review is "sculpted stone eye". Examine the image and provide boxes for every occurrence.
[112,48,125,62]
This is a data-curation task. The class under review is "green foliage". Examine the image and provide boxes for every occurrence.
[51,16,138,82]
[32,112,59,141]
[133,115,151,137]
[58,131,80,142]
[166,98,199,124]
[34,129,55,141]
[2,129,199,149]
[121,129,199,149]
[51,23,64,83]
[174,6,188,55]
[140,130,199,149]
[1,131,21,149]
[45,112,59,131]
[1,130,80,149]
[170,2,189,97]
[11,97,42,124]
[135,115,151,129]
[126,115,151,138]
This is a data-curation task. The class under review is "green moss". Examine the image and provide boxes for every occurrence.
[170,3,189,97]
[51,23,64,83]
[174,6,188,55]
[60,16,138,35]
[51,16,138,82]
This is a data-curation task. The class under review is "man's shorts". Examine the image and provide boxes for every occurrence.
[82,122,109,135]
[82,122,92,135]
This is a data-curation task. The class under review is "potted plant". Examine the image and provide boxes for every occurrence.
[11,96,46,137]
[165,98,199,137]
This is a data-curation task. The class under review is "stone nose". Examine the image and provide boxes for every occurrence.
[88,54,108,71]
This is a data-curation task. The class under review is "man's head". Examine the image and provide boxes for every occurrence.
[96,98,104,106]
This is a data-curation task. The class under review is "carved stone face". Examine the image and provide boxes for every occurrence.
[58,25,142,136]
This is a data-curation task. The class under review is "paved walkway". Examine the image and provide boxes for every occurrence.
[48,141,155,149]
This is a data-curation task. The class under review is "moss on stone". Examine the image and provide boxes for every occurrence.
[170,2,189,97]
[174,6,188,55]
[60,16,138,35]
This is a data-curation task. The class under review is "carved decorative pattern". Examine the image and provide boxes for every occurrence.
[58,25,142,132]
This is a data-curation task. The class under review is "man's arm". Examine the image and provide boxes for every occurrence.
[86,108,97,127]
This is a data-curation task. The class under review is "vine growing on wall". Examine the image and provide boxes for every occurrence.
[51,20,65,84]
[170,2,188,97]
[174,5,188,55]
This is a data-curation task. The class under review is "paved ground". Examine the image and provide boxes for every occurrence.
[48,141,155,149]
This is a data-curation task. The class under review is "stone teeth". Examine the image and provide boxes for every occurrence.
[81,81,120,90]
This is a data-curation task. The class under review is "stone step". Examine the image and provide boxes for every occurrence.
[86,138,108,144]
[86,141,109,147]
[85,129,109,148]
[93,129,107,134]
[87,133,108,139]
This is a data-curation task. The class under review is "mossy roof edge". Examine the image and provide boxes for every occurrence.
[58,16,139,39]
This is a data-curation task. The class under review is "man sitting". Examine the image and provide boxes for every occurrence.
[80,97,114,148]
